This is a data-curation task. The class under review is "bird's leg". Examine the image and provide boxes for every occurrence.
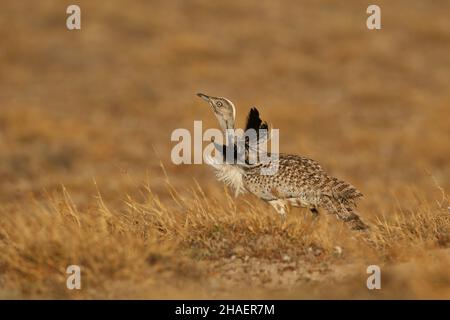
[310,207,320,219]
[269,199,288,220]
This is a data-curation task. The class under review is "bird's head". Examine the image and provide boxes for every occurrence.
[197,93,236,132]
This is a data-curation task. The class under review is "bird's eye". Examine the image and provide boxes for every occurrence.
[216,101,223,107]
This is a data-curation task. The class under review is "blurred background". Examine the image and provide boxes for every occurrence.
[0,0,449,210]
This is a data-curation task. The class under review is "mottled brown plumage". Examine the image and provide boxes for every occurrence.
[244,154,367,230]
[198,93,368,230]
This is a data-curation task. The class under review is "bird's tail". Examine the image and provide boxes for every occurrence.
[327,177,363,206]
[342,210,369,231]
[320,196,369,231]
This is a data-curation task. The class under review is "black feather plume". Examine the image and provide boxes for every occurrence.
[244,107,269,140]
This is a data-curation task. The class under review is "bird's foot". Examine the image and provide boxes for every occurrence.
[310,207,320,219]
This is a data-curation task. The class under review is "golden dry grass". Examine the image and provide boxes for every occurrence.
[0,176,448,299]
[0,0,449,299]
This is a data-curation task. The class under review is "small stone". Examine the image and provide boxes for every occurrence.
[282,255,291,262]
[308,246,322,256]
[334,246,343,256]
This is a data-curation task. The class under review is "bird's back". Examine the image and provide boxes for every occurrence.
[243,153,363,207]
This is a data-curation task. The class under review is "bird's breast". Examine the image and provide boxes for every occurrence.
[212,164,246,197]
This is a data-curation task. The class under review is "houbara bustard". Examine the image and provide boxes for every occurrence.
[197,93,369,230]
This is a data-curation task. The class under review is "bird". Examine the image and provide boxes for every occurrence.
[197,93,369,231]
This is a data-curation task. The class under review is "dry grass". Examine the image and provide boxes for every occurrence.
[0,173,448,298]
[0,0,449,298]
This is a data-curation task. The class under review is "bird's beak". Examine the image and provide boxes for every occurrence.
[197,92,211,102]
